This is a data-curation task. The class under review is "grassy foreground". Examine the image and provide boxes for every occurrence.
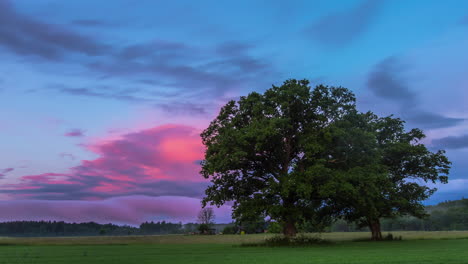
[1,232,468,264]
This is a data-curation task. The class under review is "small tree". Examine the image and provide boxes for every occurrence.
[198,207,215,225]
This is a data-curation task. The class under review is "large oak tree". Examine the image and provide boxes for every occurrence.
[200,79,356,237]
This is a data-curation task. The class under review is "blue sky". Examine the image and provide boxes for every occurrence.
[0,0,467,224]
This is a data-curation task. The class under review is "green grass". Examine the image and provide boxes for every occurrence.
[1,232,468,263]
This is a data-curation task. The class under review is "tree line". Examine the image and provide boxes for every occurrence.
[0,198,467,236]
[0,220,196,237]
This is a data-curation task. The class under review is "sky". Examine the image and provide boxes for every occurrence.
[0,0,467,225]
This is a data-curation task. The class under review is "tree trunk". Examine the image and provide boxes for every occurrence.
[283,221,297,237]
[368,219,382,241]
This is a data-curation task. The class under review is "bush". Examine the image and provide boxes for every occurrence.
[352,233,403,242]
[383,233,402,241]
[198,224,210,234]
[222,226,238,234]
[267,222,282,234]
[241,234,331,247]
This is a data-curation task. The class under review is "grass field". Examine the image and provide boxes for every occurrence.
[1,232,468,263]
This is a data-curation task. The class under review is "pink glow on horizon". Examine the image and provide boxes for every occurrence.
[0,196,233,225]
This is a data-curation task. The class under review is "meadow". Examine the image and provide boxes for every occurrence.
[1,232,468,263]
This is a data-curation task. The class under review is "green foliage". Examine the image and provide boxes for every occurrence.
[267,222,282,234]
[198,224,211,234]
[242,234,330,247]
[201,79,357,236]
[325,112,451,239]
[222,225,238,234]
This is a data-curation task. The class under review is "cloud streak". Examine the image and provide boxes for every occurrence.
[64,129,85,137]
[367,56,465,129]
[306,0,382,46]
[432,134,468,149]
[0,168,14,178]
[0,0,109,60]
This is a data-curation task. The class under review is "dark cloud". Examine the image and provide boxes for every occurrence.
[0,167,14,178]
[404,112,465,129]
[71,19,111,27]
[53,86,150,103]
[0,0,110,60]
[3,178,207,200]
[23,37,273,115]
[2,0,274,115]
[306,0,383,46]
[64,129,85,137]
[86,40,272,98]
[367,56,415,103]
[367,56,465,129]
[432,134,468,149]
[117,40,192,61]
[215,42,252,56]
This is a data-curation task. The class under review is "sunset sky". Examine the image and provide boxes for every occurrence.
[1,0,467,225]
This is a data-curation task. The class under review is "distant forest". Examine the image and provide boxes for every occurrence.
[1,198,467,237]
[330,198,468,232]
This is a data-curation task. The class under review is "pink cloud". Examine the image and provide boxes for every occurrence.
[0,195,232,225]
[1,124,207,200]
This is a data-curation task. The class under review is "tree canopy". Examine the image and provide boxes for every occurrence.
[323,112,451,240]
[200,79,450,239]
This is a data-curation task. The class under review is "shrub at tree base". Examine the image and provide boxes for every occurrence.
[197,224,211,234]
[222,226,238,234]
[241,234,331,247]
[267,222,282,234]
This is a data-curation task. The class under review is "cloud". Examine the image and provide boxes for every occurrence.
[367,56,415,103]
[367,56,465,129]
[0,1,274,115]
[403,112,465,129]
[39,39,274,116]
[432,134,468,149]
[158,102,208,116]
[0,0,110,60]
[0,167,14,178]
[86,40,272,99]
[50,85,151,103]
[71,19,111,28]
[60,152,76,160]
[1,124,207,200]
[426,178,468,204]
[0,195,232,225]
[306,0,382,46]
[64,128,85,137]
[461,14,468,25]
